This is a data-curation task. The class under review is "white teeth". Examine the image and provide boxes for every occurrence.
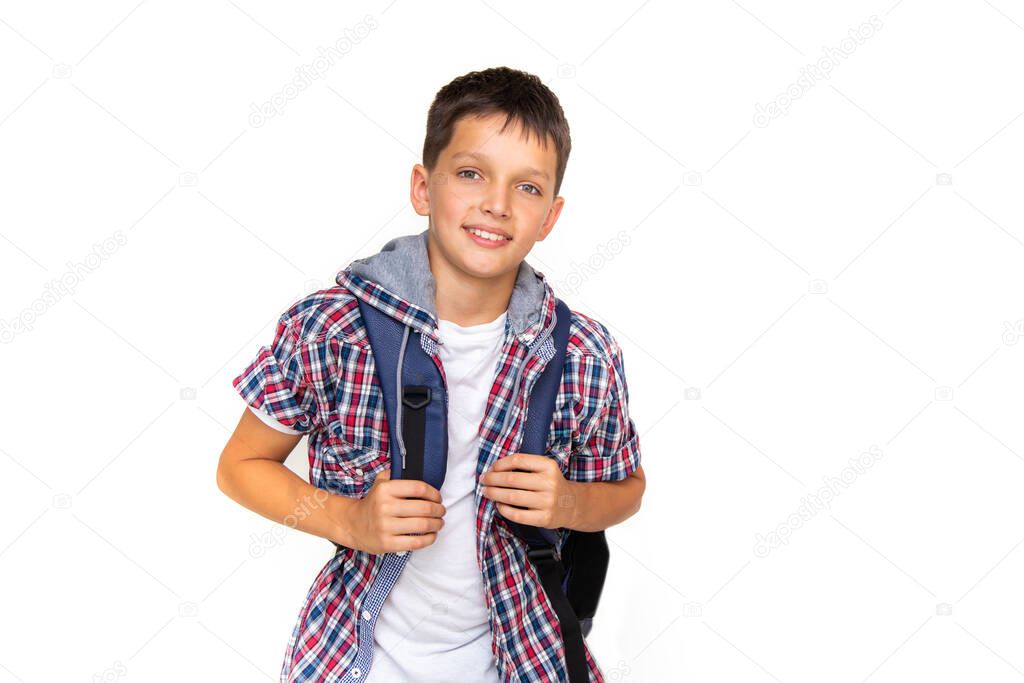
[466,227,509,241]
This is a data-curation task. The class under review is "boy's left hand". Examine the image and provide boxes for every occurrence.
[480,452,576,529]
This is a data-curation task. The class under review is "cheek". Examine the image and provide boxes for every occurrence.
[521,200,551,221]
[437,181,479,210]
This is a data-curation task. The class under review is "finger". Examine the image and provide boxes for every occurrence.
[482,470,544,492]
[399,532,437,551]
[483,486,543,510]
[495,502,547,527]
[386,479,443,502]
[491,452,545,473]
[391,499,446,518]
[389,515,444,535]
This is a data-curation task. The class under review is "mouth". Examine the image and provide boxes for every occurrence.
[463,225,513,242]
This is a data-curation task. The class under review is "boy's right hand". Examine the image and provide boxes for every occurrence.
[347,467,446,554]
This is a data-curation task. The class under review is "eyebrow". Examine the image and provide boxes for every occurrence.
[451,151,551,182]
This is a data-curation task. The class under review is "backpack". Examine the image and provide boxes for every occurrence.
[333,296,608,683]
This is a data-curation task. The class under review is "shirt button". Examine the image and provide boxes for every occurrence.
[351,666,362,678]
[354,468,363,476]
[361,609,371,620]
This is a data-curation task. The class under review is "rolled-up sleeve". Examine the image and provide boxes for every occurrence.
[232,313,322,435]
[567,337,641,482]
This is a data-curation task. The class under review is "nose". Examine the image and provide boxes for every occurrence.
[480,185,510,220]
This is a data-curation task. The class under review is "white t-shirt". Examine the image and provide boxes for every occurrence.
[246,402,302,434]
[245,311,506,682]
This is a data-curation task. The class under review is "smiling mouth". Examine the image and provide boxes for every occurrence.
[463,225,512,242]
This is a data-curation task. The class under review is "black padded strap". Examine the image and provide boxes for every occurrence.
[401,385,429,482]
[526,547,589,681]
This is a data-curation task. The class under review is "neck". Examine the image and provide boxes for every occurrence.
[426,229,515,327]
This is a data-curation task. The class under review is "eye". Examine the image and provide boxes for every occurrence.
[456,169,541,196]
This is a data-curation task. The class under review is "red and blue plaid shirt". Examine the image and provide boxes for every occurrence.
[232,232,641,682]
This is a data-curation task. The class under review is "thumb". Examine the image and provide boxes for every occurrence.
[374,467,391,483]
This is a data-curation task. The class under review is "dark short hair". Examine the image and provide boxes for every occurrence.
[422,66,571,196]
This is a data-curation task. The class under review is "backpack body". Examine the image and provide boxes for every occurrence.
[339,296,607,683]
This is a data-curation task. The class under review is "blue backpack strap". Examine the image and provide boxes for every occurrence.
[517,299,572,449]
[504,298,602,683]
[353,299,448,490]
[506,297,573,548]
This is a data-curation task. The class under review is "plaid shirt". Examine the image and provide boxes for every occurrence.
[232,236,641,682]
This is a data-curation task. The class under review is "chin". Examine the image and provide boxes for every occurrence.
[460,248,520,278]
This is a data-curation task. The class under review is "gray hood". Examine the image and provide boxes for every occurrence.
[339,229,552,340]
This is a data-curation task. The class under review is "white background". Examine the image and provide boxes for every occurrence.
[2,1,1023,681]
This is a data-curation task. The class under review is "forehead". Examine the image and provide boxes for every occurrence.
[443,113,556,180]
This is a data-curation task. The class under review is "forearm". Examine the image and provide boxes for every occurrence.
[564,473,644,533]
[218,459,356,546]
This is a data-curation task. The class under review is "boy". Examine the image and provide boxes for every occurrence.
[217,66,645,683]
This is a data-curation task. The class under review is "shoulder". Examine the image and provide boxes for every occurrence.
[278,286,364,345]
[565,308,620,365]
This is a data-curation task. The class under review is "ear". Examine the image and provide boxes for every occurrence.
[410,164,431,217]
[537,195,565,242]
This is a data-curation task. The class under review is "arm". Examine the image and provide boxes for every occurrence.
[564,464,645,532]
[561,332,644,532]
[217,408,446,553]
[224,307,444,554]
[216,408,355,546]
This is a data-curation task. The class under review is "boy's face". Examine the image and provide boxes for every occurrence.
[411,112,564,286]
